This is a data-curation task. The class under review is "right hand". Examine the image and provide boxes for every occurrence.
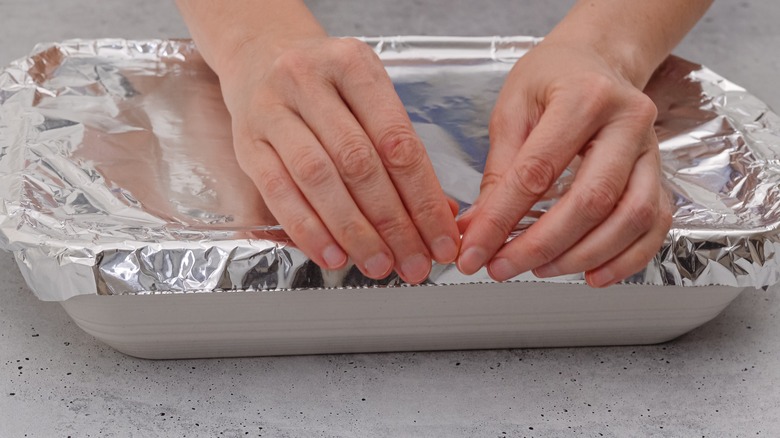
[219,37,460,284]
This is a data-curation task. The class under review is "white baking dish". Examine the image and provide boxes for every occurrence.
[2,38,778,359]
[61,283,747,359]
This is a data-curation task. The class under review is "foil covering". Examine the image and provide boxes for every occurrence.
[1,37,779,301]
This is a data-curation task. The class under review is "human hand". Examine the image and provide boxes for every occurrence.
[457,41,673,287]
[219,37,460,284]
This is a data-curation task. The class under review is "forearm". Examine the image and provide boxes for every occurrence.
[175,0,326,77]
[544,0,712,88]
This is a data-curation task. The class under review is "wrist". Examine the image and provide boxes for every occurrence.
[540,0,712,90]
[215,30,328,83]
[540,31,652,89]
[177,0,328,80]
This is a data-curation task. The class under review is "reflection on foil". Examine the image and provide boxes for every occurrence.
[1,37,780,301]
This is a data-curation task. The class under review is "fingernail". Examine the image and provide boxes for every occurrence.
[488,257,518,281]
[365,253,393,279]
[587,269,616,288]
[322,244,347,269]
[457,246,487,275]
[431,236,458,263]
[533,263,561,278]
[401,253,431,284]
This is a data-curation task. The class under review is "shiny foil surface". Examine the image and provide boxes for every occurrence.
[1,37,779,301]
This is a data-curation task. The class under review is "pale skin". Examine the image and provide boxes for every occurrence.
[176,0,712,286]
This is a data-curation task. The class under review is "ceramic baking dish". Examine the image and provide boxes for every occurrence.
[1,37,778,358]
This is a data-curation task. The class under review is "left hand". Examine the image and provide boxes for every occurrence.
[456,40,673,287]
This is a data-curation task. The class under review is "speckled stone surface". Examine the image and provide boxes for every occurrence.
[1,1,779,436]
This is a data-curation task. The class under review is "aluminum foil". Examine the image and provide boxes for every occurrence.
[1,37,779,301]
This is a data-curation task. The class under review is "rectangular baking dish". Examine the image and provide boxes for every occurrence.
[2,37,778,358]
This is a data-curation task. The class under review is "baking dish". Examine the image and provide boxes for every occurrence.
[1,37,777,357]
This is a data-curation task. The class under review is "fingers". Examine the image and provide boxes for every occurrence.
[584,189,672,288]
[294,84,433,283]
[444,37,670,285]
[457,89,537,232]
[457,97,603,275]
[486,123,653,281]
[235,138,348,271]
[258,110,397,281]
[331,39,461,265]
[532,148,666,281]
[237,38,461,283]
[230,38,462,283]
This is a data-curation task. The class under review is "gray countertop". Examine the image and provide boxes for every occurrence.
[1,1,779,436]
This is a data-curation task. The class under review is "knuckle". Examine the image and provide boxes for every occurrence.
[270,49,310,76]
[337,220,370,243]
[333,38,377,73]
[257,169,289,199]
[480,170,502,193]
[581,88,612,115]
[508,156,557,198]
[287,215,317,239]
[588,74,614,95]
[409,197,446,225]
[372,214,414,240]
[627,92,658,124]
[571,74,613,111]
[378,129,425,171]
[575,179,621,222]
[267,48,329,91]
[626,200,657,233]
[481,211,515,235]
[524,237,559,265]
[335,37,371,55]
[289,148,333,186]
[334,137,377,183]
